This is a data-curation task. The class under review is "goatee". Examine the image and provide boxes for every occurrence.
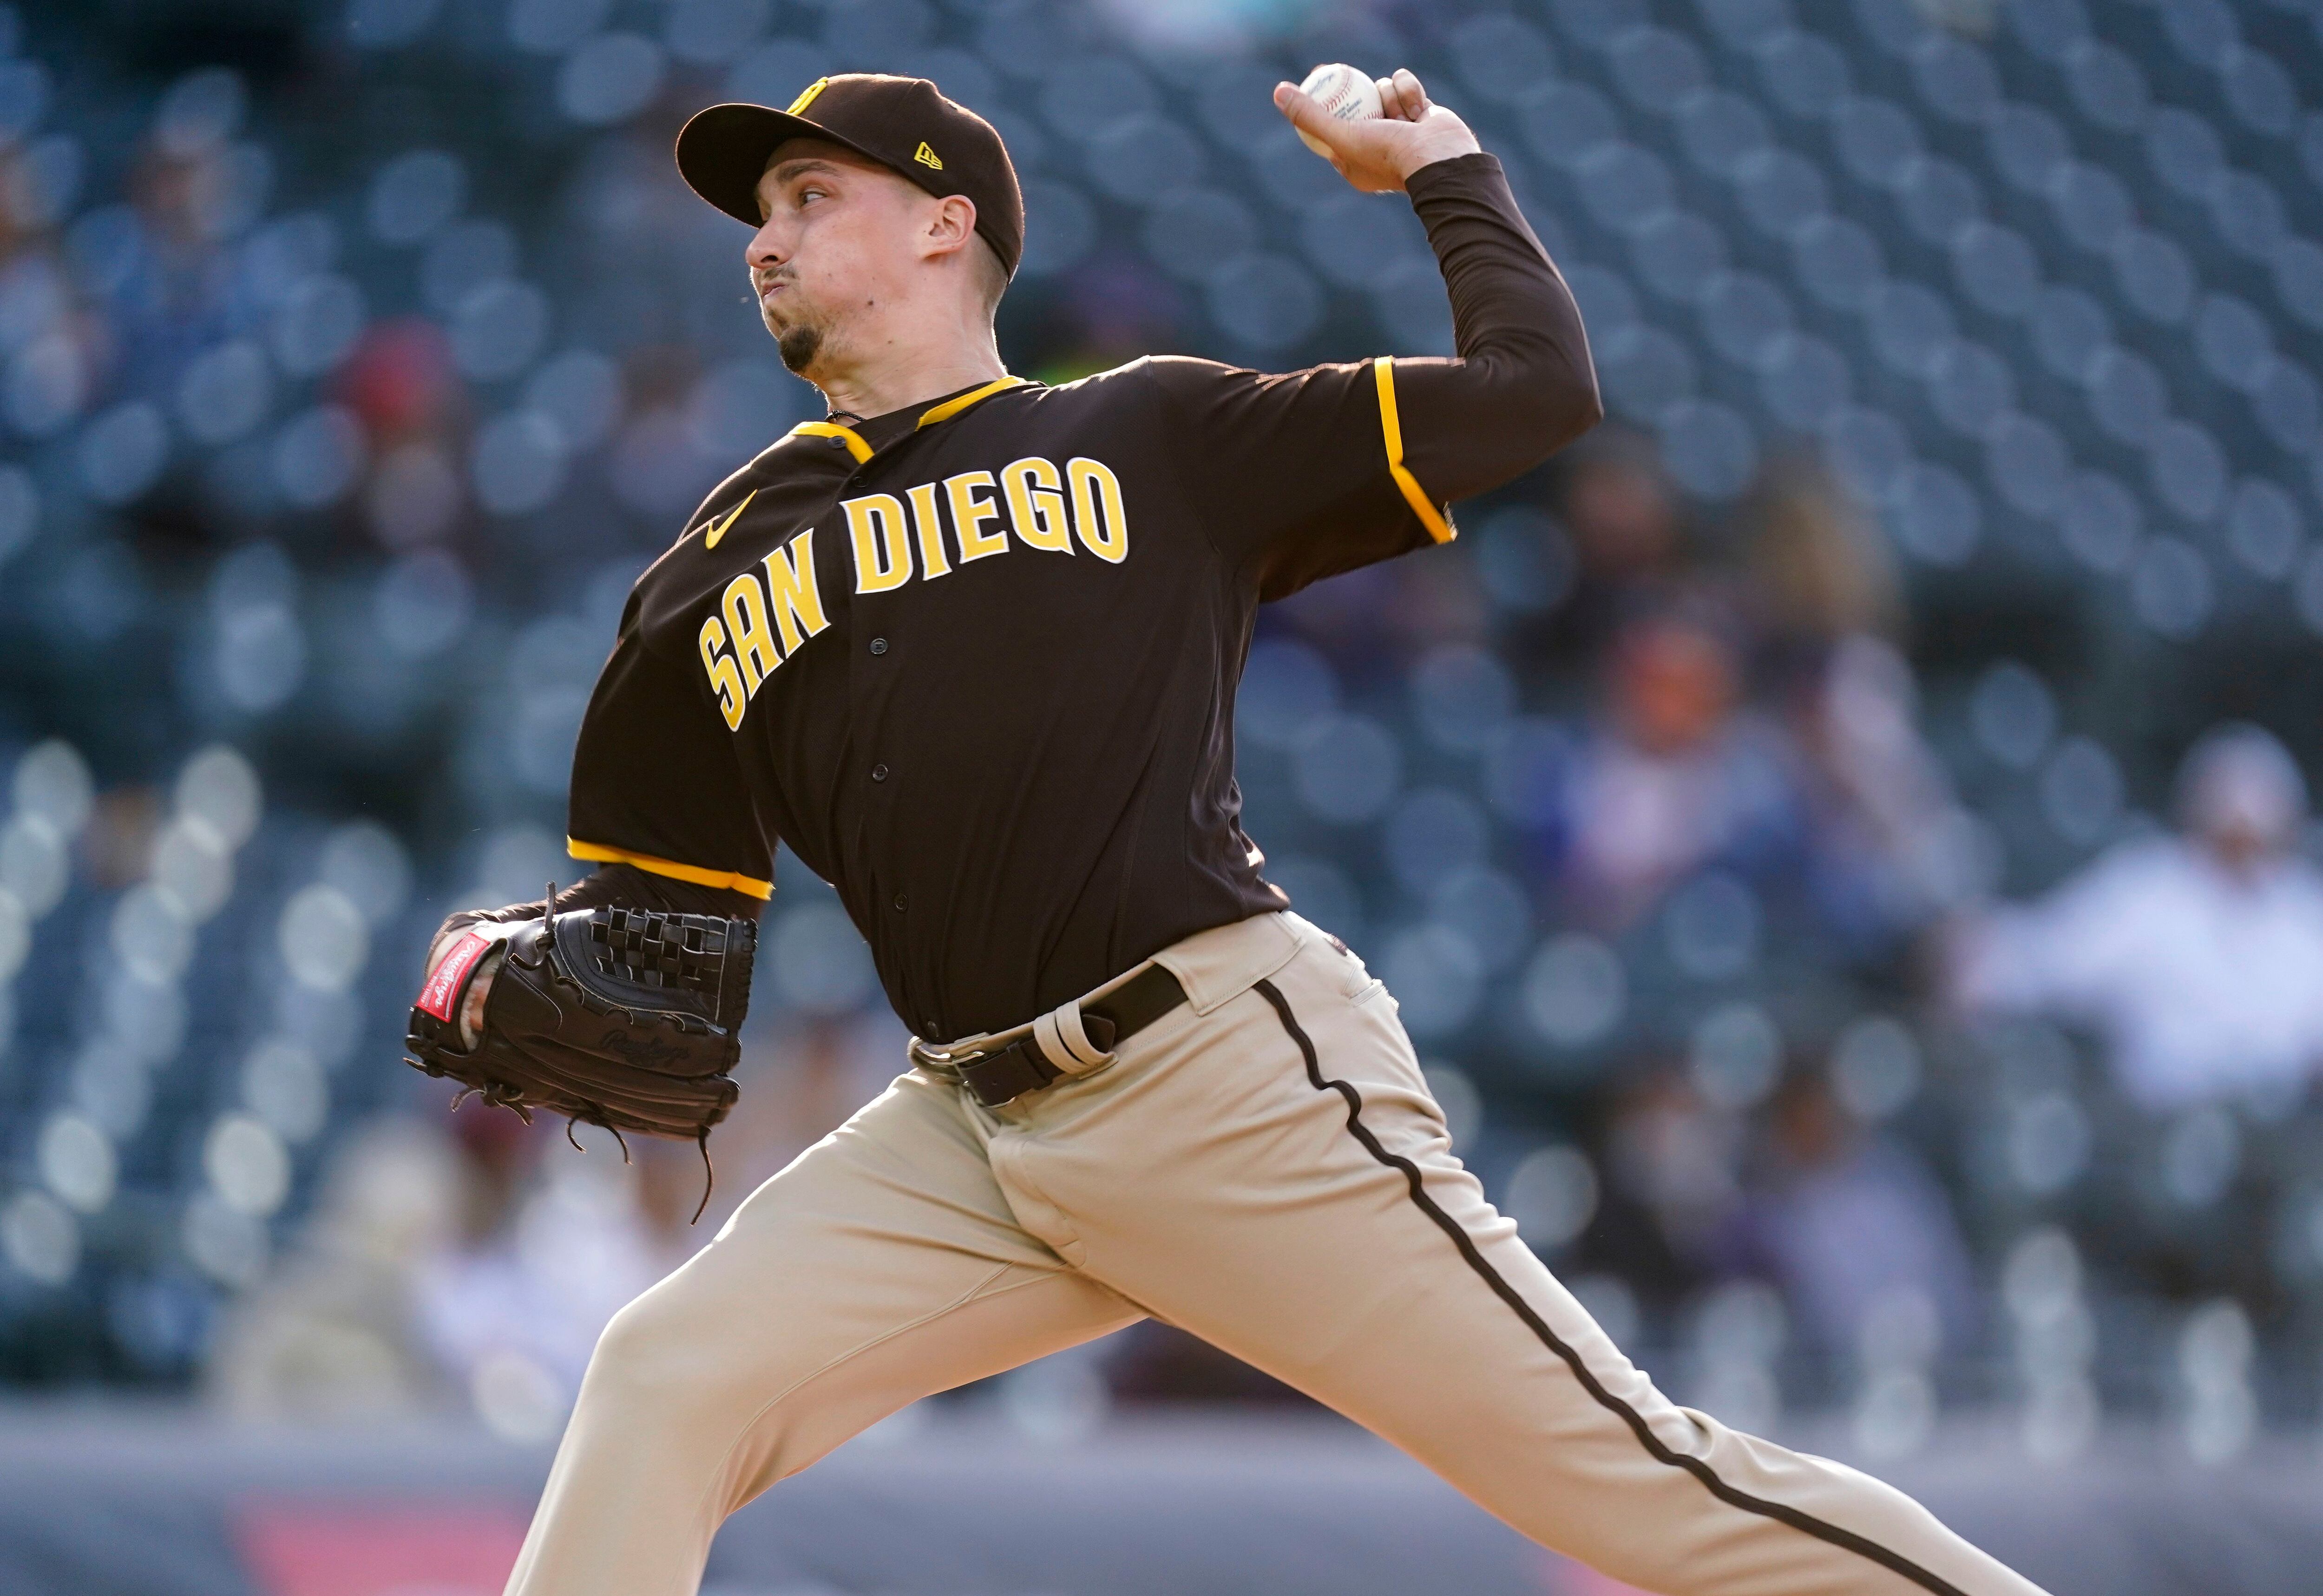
[776,322,822,374]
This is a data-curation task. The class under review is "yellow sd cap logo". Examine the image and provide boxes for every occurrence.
[786,78,828,115]
[913,141,943,170]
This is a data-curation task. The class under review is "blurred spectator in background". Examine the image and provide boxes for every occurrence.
[1588,1065,1743,1307]
[1951,725,2323,1114]
[408,1106,680,1428]
[336,318,465,554]
[210,1103,686,1432]
[208,1116,461,1420]
[1781,637,1979,955]
[1745,457,1903,668]
[1521,454,1969,962]
[1553,602,1798,932]
[205,1000,906,1427]
[1746,462,1979,952]
[1735,1069,1976,1364]
[1503,428,1689,691]
[104,71,249,400]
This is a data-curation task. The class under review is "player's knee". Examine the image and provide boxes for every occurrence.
[581,1288,732,1415]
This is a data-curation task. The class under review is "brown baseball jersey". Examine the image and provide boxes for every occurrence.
[563,153,1598,1042]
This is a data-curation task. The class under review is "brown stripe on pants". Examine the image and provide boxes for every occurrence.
[503,912,2048,1596]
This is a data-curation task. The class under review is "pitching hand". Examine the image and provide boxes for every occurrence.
[1273,68,1481,195]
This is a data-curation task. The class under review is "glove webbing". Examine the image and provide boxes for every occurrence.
[566,893,726,1224]
[588,906,741,1001]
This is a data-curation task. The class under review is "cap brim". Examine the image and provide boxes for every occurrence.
[676,103,895,228]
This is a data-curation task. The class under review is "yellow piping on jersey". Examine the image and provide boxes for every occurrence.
[1372,355,1456,545]
[789,420,873,463]
[699,488,757,550]
[567,838,774,900]
[916,374,1025,429]
[787,379,1020,466]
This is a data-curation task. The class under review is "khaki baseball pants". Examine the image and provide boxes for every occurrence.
[503,912,2045,1596]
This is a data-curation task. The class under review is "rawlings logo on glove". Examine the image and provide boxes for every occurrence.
[406,902,757,1221]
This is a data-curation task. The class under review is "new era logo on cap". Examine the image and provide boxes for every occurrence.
[676,74,1023,276]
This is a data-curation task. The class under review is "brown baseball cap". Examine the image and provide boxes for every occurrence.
[676,74,1025,277]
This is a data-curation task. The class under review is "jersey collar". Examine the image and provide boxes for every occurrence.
[786,374,1028,465]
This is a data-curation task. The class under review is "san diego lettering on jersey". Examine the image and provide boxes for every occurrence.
[568,357,1461,1041]
[697,453,1128,731]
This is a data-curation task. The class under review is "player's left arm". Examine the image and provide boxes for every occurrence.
[1276,69,1602,505]
[415,585,771,1043]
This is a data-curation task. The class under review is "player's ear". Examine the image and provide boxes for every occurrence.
[921,192,978,262]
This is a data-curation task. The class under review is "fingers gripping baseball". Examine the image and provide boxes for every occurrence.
[1273,67,1481,194]
[1378,68,1428,123]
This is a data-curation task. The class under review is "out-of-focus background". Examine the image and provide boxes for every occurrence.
[1,0,2322,1591]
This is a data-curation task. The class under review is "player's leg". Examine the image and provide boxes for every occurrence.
[503,1067,1142,1596]
[997,917,2044,1596]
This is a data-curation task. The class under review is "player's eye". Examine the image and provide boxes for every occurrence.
[797,184,829,205]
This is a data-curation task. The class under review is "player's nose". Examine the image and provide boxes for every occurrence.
[745,219,787,270]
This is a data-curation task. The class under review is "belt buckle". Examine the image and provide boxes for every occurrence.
[907,1037,976,1085]
[957,1036,1061,1107]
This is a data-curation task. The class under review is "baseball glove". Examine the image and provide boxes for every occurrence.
[406,902,757,1220]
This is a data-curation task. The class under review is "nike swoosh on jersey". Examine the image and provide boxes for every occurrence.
[699,489,758,550]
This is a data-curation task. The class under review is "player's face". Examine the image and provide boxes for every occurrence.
[750,141,929,377]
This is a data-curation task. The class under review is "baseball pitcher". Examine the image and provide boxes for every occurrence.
[408,67,2047,1596]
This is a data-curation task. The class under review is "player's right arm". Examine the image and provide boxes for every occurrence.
[1151,69,1598,600]
[1275,68,1601,490]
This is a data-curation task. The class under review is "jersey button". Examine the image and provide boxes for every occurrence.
[869,637,888,655]
[892,894,907,912]
[871,762,889,782]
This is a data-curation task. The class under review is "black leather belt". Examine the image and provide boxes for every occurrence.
[951,963,1188,1108]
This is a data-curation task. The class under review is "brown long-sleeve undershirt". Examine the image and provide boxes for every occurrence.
[1395,151,1602,503]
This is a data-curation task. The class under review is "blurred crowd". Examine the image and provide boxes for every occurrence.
[209,1008,903,1437]
[1238,429,2323,1462]
[2,0,2323,1473]
[181,417,2323,1463]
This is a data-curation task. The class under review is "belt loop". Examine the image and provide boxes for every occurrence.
[1032,999,1115,1077]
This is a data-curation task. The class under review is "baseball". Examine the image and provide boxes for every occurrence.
[1295,62,1383,158]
